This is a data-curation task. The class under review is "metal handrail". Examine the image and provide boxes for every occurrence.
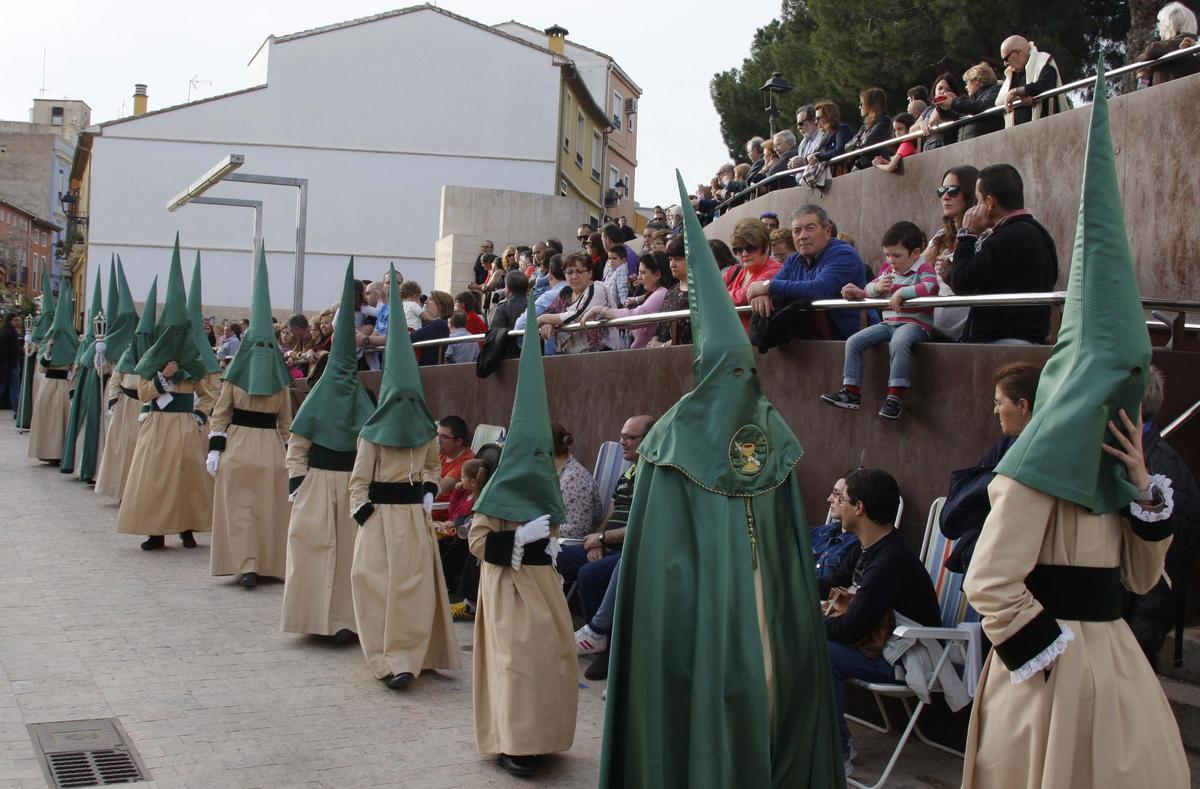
[713,42,1200,212]
[408,292,1200,349]
[1163,398,1200,439]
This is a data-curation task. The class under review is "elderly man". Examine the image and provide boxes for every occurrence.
[763,129,798,190]
[951,164,1058,344]
[997,35,1063,126]
[746,204,871,340]
[788,105,821,169]
[745,136,766,182]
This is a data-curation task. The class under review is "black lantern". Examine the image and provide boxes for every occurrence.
[760,72,793,137]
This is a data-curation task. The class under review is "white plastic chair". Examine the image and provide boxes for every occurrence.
[471,424,506,453]
[844,496,983,789]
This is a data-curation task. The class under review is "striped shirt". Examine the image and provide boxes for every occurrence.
[865,259,939,331]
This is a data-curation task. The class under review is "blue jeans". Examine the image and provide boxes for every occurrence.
[5,365,19,411]
[842,321,929,388]
[589,555,621,635]
[828,640,895,756]
[557,544,621,622]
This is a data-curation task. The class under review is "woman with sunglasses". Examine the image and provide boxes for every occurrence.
[537,252,619,354]
[921,165,978,341]
[722,218,781,331]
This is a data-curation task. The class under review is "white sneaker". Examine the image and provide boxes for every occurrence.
[844,757,854,778]
[575,624,609,655]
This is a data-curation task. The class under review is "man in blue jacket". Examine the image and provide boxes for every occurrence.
[746,204,872,340]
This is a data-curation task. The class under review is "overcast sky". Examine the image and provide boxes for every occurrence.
[0,0,783,209]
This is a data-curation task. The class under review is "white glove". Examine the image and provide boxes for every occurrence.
[422,492,434,518]
[514,514,551,545]
[205,450,220,477]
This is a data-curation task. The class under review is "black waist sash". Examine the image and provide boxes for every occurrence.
[231,407,277,429]
[1025,564,1121,622]
[122,386,139,399]
[45,368,69,380]
[368,481,424,504]
[309,443,357,472]
[148,393,195,413]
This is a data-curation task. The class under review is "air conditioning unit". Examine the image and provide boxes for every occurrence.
[624,97,638,115]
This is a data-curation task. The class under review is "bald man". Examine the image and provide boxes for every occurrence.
[997,35,1064,126]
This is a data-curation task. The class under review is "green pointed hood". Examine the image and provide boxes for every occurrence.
[221,243,290,396]
[115,277,157,375]
[104,256,119,336]
[134,235,209,381]
[291,258,375,451]
[358,264,437,449]
[636,172,803,495]
[473,296,567,524]
[188,250,221,375]
[75,266,104,367]
[104,256,138,364]
[995,62,1151,514]
[41,280,78,367]
[30,269,56,344]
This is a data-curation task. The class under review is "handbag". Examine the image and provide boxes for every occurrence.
[824,586,896,660]
[475,327,509,379]
[748,297,833,352]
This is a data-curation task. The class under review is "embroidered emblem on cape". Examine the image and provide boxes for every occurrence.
[729,425,768,477]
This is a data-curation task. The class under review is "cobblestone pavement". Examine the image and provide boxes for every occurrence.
[1,426,977,788]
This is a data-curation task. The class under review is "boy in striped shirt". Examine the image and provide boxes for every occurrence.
[821,221,938,419]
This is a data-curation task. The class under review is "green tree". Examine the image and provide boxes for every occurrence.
[711,0,1131,160]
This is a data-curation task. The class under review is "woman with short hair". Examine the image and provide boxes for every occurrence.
[537,252,618,354]
[551,423,602,540]
[939,63,1003,142]
[722,218,781,329]
[584,251,676,349]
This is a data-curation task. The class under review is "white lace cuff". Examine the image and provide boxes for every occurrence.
[1129,474,1174,523]
[208,430,228,440]
[1009,622,1074,684]
[156,372,176,393]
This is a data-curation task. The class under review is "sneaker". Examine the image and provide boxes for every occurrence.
[820,388,861,410]
[584,650,609,680]
[844,756,854,778]
[575,624,609,655]
[451,601,475,622]
[878,394,904,419]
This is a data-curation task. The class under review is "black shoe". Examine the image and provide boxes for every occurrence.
[584,650,609,681]
[496,754,538,778]
[180,531,197,548]
[386,672,414,690]
[331,628,355,645]
[241,572,258,589]
[878,394,904,420]
[140,535,165,551]
[820,388,861,410]
[380,674,394,684]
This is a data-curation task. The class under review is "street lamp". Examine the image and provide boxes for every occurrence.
[92,309,109,444]
[760,72,793,137]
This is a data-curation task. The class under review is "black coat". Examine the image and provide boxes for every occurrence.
[939,435,1015,573]
[950,213,1058,344]
[844,118,893,171]
[947,84,1004,141]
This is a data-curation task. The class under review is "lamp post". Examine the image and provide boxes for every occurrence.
[92,309,108,443]
[760,72,793,138]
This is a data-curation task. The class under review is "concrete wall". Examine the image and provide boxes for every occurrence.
[706,72,1200,305]
[85,7,563,316]
[434,185,592,294]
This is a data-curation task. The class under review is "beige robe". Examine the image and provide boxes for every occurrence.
[94,372,141,500]
[281,434,358,636]
[193,372,222,529]
[27,365,71,461]
[348,437,461,679]
[469,513,577,756]
[116,376,215,535]
[208,383,292,578]
[962,475,1189,788]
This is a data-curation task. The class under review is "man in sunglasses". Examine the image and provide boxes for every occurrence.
[996,35,1063,127]
[577,224,593,250]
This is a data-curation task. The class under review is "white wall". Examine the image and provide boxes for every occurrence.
[87,7,562,314]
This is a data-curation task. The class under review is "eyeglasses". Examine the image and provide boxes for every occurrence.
[619,432,645,443]
[436,432,455,440]
[731,245,759,255]
[577,235,589,241]
[1002,49,1022,62]
[829,490,847,503]
[935,186,961,197]
[564,267,589,276]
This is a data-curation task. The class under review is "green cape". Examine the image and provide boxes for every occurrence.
[221,244,289,396]
[30,269,56,344]
[472,297,566,525]
[134,235,209,382]
[994,61,1151,514]
[115,278,157,375]
[60,267,104,475]
[188,251,221,375]
[598,173,843,788]
[358,264,437,449]
[103,256,138,365]
[41,280,78,368]
[290,259,375,451]
[76,264,106,369]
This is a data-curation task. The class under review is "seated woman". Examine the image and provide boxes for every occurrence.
[648,237,692,347]
[536,252,619,354]
[843,86,893,171]
[770,228,795,260]
[872,112,919,173]
[922,165,977,341]
[409,290,455,366]
[722,218,781,330]
[913,73,963,151]
[551,423,602,540]
[584,251,676,349]
[940,63,1003,142]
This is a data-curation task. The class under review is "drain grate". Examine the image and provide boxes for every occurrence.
[28,719,148,788]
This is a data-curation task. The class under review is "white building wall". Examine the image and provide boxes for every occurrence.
[86,8,561,315]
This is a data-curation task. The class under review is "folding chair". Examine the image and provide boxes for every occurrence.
[471,424,506,453]
[845,496,983,789]
[564,441,632,607]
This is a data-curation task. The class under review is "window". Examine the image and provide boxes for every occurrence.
[576,111,584,158]
[560,178,568,197]
[612,92,623,131]
[591,131,602,181]
[610,166,620,189]
[51,106,64,126]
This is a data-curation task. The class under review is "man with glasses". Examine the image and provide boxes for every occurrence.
[996,34,1063,126]
[435,415,474,501]
[558,415,655,676]
[577,224,593,250]
[811,473,861,594]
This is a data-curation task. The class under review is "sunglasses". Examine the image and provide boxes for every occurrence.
[577,235,589,240]
[731,245,760,255]
[936,186,961,197]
